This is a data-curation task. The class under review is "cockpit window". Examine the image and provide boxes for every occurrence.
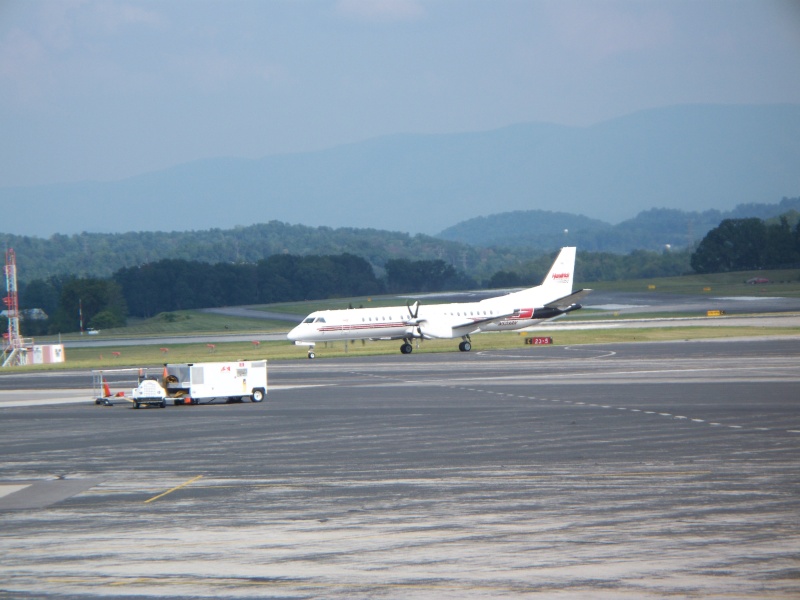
[317,317,326,323]
[303,317,315,324]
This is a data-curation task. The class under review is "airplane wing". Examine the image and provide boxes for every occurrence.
[411,309,521,339]
[465,310,521,328]
[544,289,592,311]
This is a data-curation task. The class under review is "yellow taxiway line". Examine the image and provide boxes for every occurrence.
[143,475,204,504]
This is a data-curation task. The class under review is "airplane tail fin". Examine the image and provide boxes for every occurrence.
[500,246,577,306]
[540,246,576,294]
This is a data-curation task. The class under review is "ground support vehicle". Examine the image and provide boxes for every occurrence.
[92,361,267,408]
[165,360,267,405]
[93,368,162,406]
[130,378,168,409]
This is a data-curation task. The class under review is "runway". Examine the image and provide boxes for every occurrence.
[1,339,799,598]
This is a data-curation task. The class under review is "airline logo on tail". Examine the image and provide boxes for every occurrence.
[551,273,570,281]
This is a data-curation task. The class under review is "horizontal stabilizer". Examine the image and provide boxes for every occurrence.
[544,289,593,311]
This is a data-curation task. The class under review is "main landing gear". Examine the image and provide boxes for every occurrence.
[399,337,472,354]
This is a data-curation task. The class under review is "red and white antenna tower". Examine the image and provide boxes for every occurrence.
[2,248,25,367]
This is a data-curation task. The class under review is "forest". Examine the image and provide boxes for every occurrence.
[2,197,798,284]
[0,222,496,283]
[7,215,800,336]
[691,217,800,273]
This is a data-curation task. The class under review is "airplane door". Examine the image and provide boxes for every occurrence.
[341,317,351,339]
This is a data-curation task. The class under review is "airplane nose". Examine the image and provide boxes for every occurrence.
[287,326,299,341]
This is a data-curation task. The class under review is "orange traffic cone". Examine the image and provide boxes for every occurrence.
[103,378,111,398]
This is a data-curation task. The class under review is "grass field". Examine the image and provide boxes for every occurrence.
[6,268,799,373]
[87,311,290,336]
[587,268,800,297]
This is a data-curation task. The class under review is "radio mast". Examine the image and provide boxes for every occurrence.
[2,248,25,367]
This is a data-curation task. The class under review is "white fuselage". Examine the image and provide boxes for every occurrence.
[287,297,551,343]
[287,247,586,355]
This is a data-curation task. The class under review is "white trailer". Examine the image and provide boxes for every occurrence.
[165,360,267,405]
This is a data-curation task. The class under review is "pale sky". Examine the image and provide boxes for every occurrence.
[2,0,799,187]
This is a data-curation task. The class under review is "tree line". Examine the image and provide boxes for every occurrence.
[12,248,695,335]
[10,215,799,335]
[17,254,476,334]
[0,221,498,282]
[4,197,797,285]
[690,216,800,273]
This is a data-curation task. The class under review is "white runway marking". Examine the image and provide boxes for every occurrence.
[442,380,799,435]
[0,484,30,498]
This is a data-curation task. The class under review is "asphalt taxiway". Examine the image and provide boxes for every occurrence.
[1,338,799,598]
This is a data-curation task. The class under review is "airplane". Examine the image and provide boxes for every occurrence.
[287,246,591,358]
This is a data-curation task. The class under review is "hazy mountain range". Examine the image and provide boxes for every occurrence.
[437,198,800,253]
[2,104,799,238]
[2,197,797,284]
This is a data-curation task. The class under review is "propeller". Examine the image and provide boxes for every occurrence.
[407,300,430,339]
[407,300,420,320]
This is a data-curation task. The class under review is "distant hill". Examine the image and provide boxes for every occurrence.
[437,197,800,253]
[0,222,519,284]
[1,104,799,237]
[4,197,798,285]
[437,210,611,248]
